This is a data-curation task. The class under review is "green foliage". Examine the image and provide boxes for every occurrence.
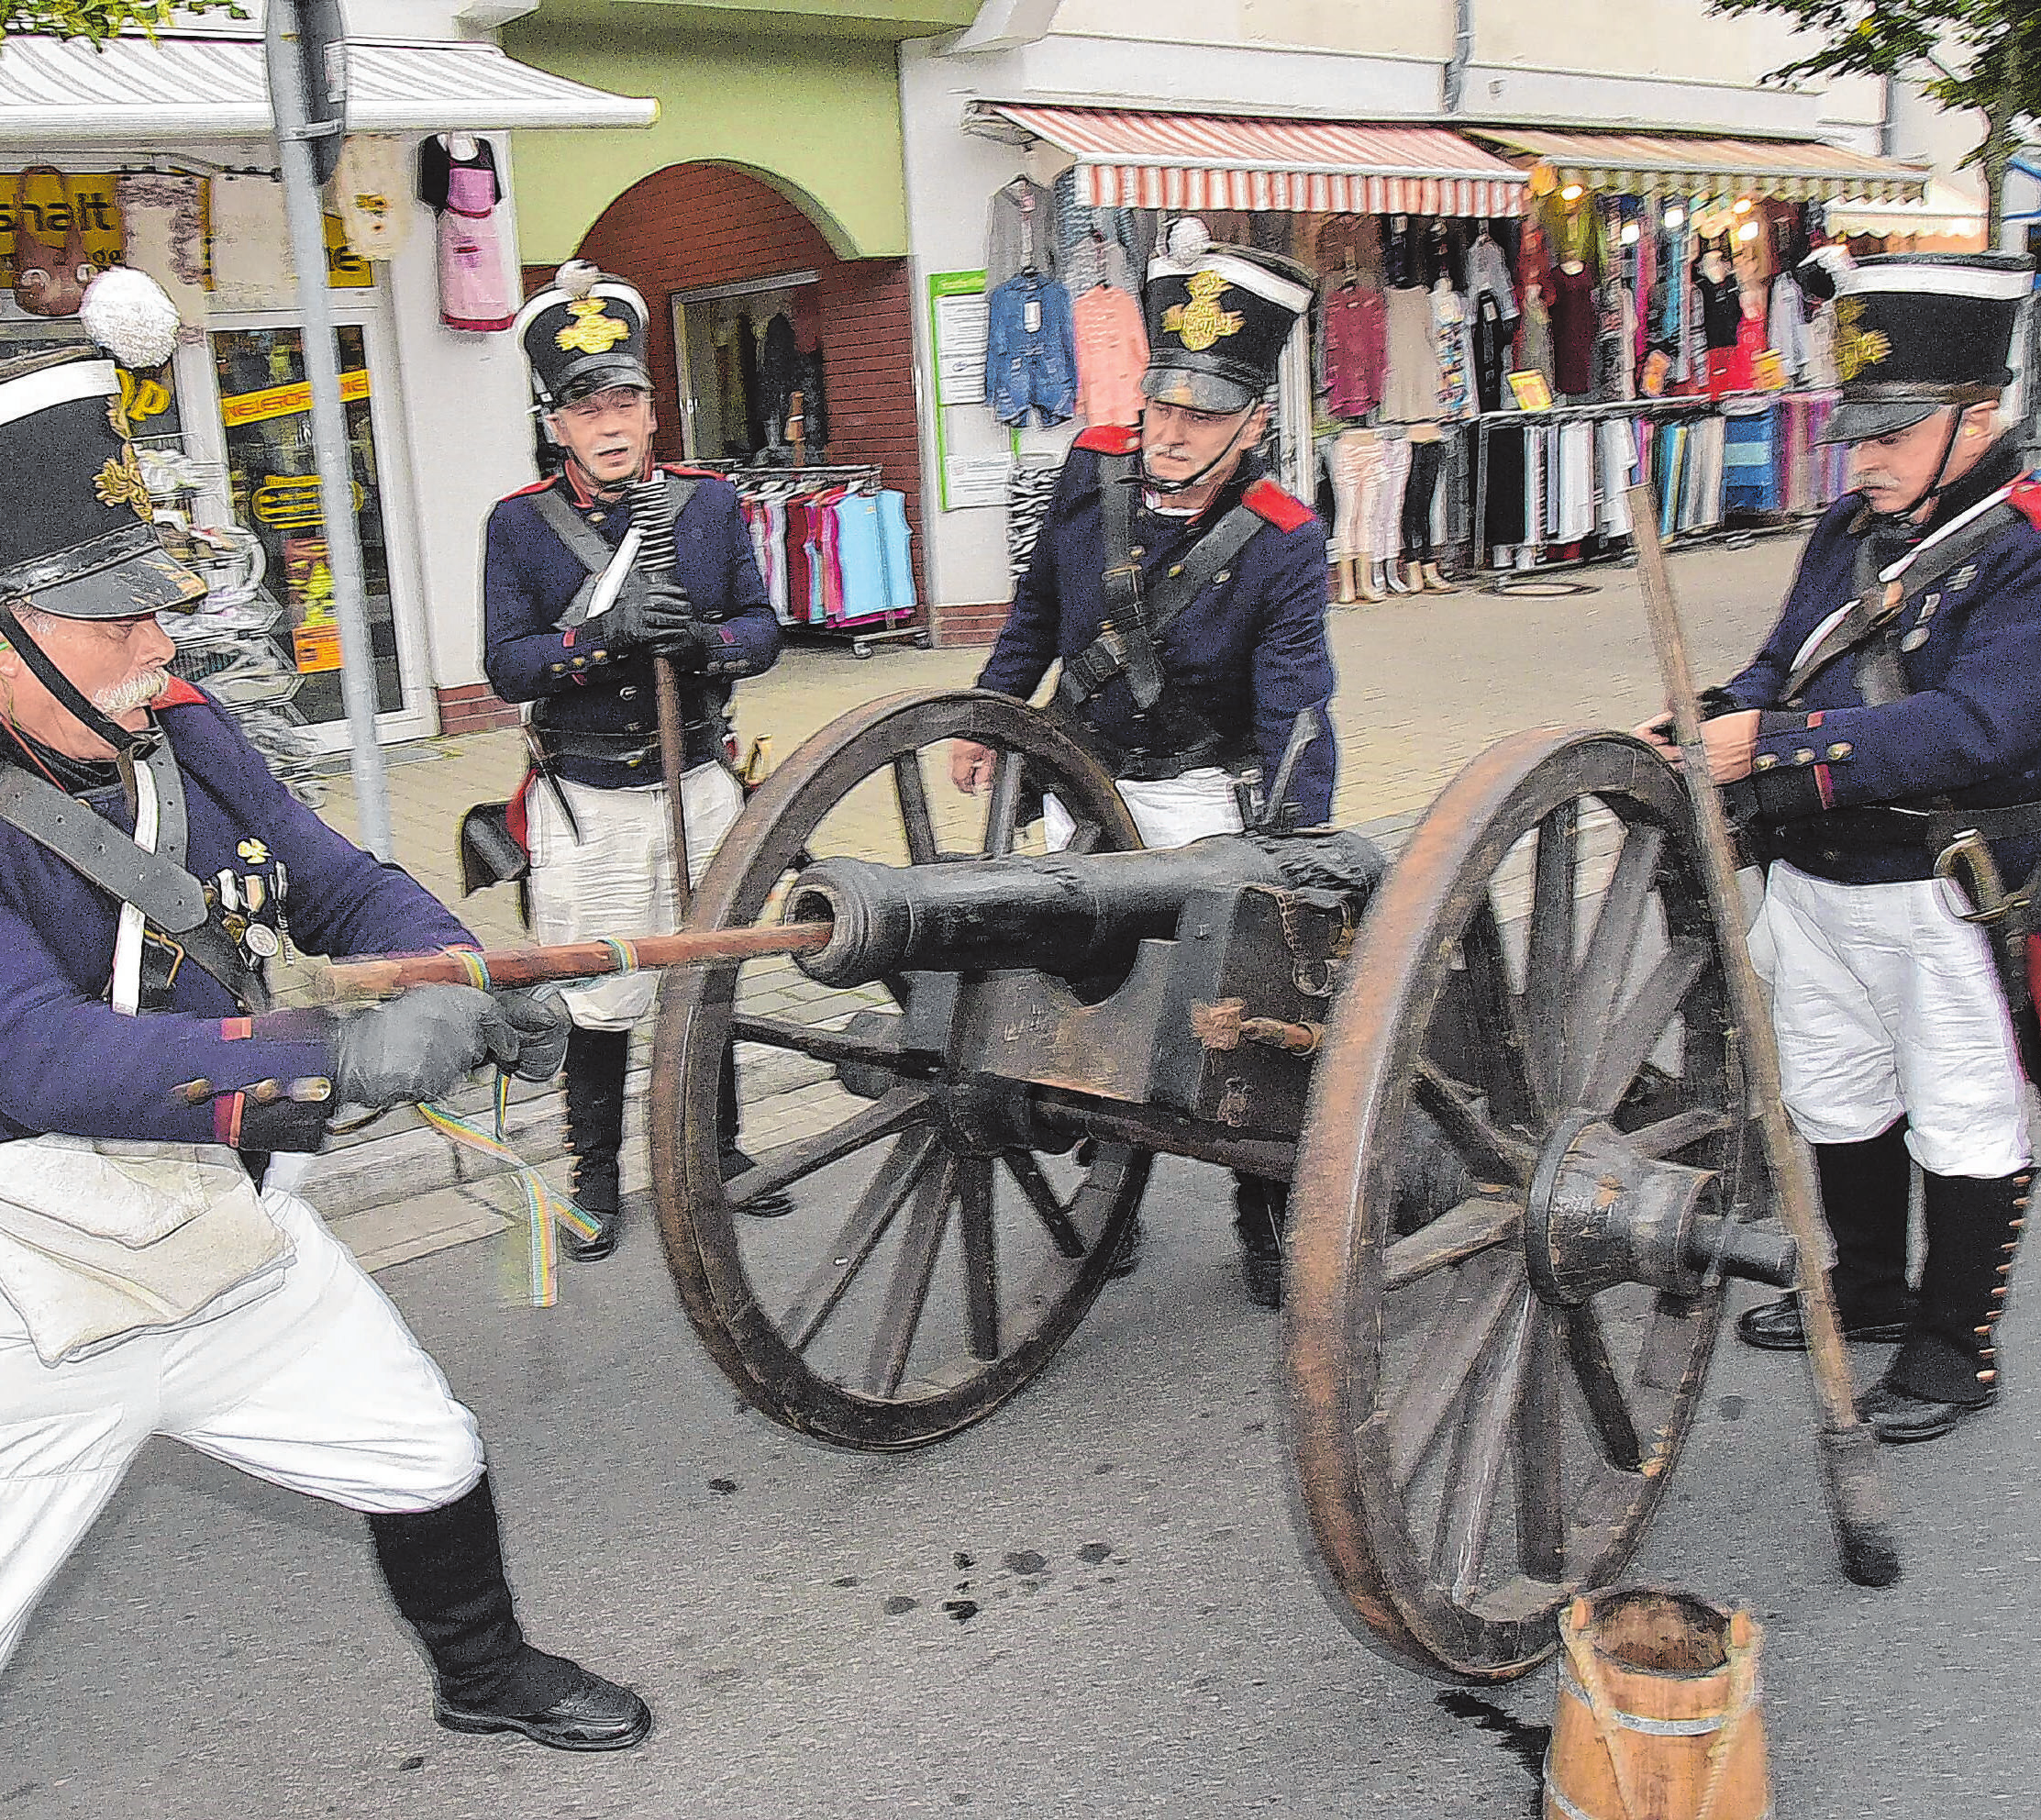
[1708,0,2038,232]
[0,2,250,46]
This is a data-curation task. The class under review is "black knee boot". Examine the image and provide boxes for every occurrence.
[1866,1167,2031,1438]
[562,1027,629,1260]
[1737,1121,1915,1349]
[367,1475,650,1750]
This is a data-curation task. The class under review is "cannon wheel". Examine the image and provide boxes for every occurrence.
[649,690,1151,1450]
[1287,729,1758,1682]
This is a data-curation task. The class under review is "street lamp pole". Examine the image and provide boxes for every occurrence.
[263,0,394,859]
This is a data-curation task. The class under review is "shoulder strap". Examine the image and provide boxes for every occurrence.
[1783,499,2023,705]
[530,483,619,577]
[0,760,264,1011]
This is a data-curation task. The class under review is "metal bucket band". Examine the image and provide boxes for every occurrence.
[1558,1659,1763,1737]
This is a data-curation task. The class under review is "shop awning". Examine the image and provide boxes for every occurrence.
[0,31,658,143]
[1468,127,1928,205]
[1824,180,1987,238]
[974,104,1529,216]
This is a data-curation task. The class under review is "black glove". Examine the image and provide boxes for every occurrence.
[602,582,699,658]
[493,985,571,1083]
[330,984,517,1113]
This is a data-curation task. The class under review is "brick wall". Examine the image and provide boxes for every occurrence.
[436,681,519,735]
[568,163,926,616]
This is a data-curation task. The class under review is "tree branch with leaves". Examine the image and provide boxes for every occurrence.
[0,2,250,47]
[1708,0,2038,241]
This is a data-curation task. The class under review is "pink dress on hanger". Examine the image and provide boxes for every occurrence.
[426,139,515,333]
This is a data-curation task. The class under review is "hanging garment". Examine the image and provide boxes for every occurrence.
[417,136,514,332]
[760,311,802,449]
[1723,405,1779,514]
[207,173,294,312]
[332,135,409,261]
[1401,437,1448,564]
[1599,417,1636,537]
[1545,195,1606,276]
[1471,294,1512,414]
[1370,433,1413,564]
[116,173,206,345]
[1466,233,1519,327]
[1329,430,1384,561]
[1549,265,1600,399]
[1323,285,1387,418]
[985,177,1060,290]
[985,272,1077,427]
[1477,421,1528,551]
[1381,287,1442,424]
[1805,302,1838,391]
[1005,464,1060,583]
[1433,284,1475,422]
[829,491,893,625]
[878,491,916,611]
[1768,274,1809,383]
[1692,262,1741,350]
[1554,422,1596,542]
[1072,283,1148,427]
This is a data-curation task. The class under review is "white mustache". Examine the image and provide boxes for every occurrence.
[94,669,170,715]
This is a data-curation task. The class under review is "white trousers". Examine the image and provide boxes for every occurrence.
[1751,861,2032,1179]
[527,764,744,1029]
[0,1188,483,1678]
[1044,767,1245,852]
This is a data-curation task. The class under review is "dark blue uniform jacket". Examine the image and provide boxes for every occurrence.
[978,433,1338,823]
[0,686,469,1153]
[1724,439,2041,884]
[483,464,781,790]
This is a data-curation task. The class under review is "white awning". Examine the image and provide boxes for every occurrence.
[1824,180,1988,238]
[0,32,658,143]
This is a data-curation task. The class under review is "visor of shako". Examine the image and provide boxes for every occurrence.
[1141,247,1314,414]
[512,275,653,409]
[0,347,205,621]
[1832,252,2033,414]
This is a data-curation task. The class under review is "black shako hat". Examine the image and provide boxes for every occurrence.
[0,347,205,621]
[1141,244,1314,415]
[1811,251,2035,444]
[513,261,653,410]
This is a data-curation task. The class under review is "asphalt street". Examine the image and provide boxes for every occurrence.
[8,534,2040,1819]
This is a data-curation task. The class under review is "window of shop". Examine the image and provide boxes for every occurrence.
[671,269,823,463]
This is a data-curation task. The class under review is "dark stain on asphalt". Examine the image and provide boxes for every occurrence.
[1076,1541,1114,1565]
[1003,1549,1048,1575]
[708,1477,738,1494]
[883,1595,918,1615]
[831,1575,860,1588]
[1717,1393,1747,1420]
[1435,1691,1550,1781]
[954,1550,975,1569]
[942,1598,981,1623]
[397,1757,426,1773]
[4,1789,41,1806]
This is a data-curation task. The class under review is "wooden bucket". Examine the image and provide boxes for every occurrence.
[1542,1586,1769,1820]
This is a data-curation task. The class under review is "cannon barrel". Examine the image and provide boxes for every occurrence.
[784,829,1386,990]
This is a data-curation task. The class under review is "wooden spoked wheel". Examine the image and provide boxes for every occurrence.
[650,690,1151,1450]
[1286,730,1758,1682]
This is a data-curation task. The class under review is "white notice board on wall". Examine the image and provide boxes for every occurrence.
[928,267,1009,512]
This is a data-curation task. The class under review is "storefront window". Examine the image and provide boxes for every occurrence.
[672,272,824,463]
[212,324,403,723]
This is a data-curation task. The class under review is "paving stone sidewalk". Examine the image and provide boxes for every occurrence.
[307,535,1796,1271]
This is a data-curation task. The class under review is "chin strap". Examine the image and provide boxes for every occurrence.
[0,599,153,764]
[1137,405,1260,497]
[1873,406,1967,532]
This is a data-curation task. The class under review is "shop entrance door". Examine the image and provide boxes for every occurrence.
[189,316,430,746]
[671,270,819,462]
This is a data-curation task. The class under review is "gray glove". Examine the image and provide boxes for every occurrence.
[494,985,571,1083]
[330,984,517,1113]
[603,583,705,665]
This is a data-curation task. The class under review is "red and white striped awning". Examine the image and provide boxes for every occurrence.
[978,105,1528,217]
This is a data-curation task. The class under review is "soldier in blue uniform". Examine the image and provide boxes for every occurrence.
[1639,252,2041,1443]
[0,345,649,1747]
[483,264,785,1260]
[951,238,1337,1304]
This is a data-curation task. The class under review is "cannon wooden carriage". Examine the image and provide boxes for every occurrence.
[637,687,1800,1685]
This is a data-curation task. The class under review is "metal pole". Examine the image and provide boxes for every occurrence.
[265,1,394,858]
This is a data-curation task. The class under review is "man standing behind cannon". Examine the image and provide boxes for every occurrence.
[484,264,785,1261]
[951,232,1337,1304]
[1640,252,2041,1443]
[0,344,649,1746]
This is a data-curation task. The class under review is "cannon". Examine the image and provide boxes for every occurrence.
[627,685,1810,1685]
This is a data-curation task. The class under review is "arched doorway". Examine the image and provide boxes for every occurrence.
[533,161,925,615]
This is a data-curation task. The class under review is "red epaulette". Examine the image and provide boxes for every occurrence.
[660,462,719,480]
[2011,475,2041,530]
[155,678,210,710]
[500,474,559,502]
[1074,425,1141,455]
[1243,477,1314,533]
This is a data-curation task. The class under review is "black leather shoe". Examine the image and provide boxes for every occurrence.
[437,1661,651,1752]
[1857,1378,1993,1444]
[1239,1245,1282,1310]
[560,1166,620,1263]
[721,1148,793,1218]
[1106,1215,1144,1278]
[1736,1293,1913,1351]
